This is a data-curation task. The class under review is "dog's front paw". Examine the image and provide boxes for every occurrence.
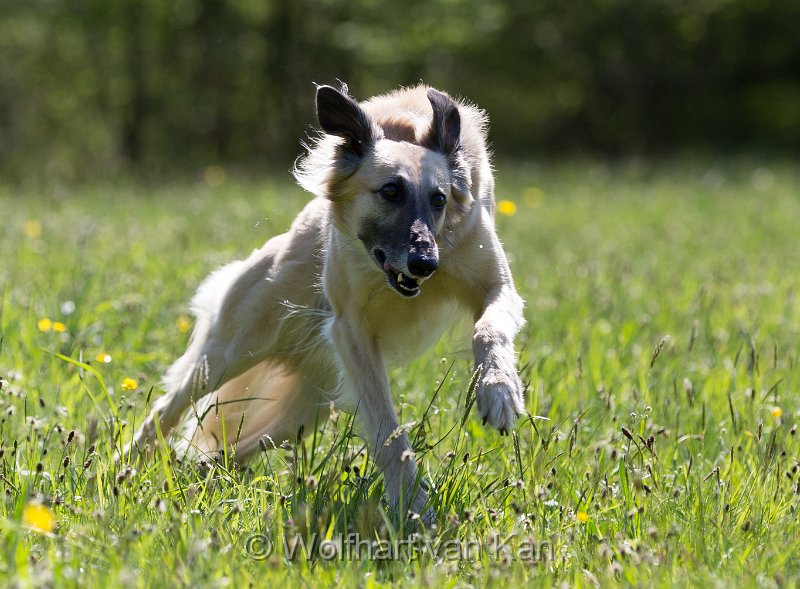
[396,481,435,525]
[406,478,436,526]
[476,369,525,434]
[415,504,436,527]
[385,467,435,525]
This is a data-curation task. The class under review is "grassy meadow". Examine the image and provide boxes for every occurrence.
[1,158,800,587]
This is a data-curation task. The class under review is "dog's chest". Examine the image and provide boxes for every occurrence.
[366,292,460,367]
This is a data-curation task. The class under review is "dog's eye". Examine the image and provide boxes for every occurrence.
[378,183,400,202]
[431,191,447,210]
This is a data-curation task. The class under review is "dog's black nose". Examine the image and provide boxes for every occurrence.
[407,254,439,278]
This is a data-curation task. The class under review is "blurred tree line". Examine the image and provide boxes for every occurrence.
[1,0,798,182]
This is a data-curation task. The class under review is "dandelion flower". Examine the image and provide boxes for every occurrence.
[37,318,53,332]
[23,502,56,534]
[577,511,589,523]
[771,406,783,418]
[121,378,138,391]
[24,220,42,239]
[497,199,518,216]
[176,315,192,333]
[52,322,67,333]
[96,353,112,364]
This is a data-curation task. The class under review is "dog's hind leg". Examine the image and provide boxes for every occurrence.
[175,361,330,462]
[124,340,227,460]
[124,323,256,460]
[123,239,301,461]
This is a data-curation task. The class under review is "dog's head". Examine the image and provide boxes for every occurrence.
[313,85,472,298]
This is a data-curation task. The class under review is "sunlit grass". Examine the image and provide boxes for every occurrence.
[1,158,799,586]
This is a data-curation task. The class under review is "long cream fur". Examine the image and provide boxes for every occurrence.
[125,84,526,524]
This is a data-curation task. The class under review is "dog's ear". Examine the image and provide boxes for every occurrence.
[316,85,377,157]
[426,89,461,156]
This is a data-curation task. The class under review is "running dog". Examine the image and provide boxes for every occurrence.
[125,84,526,523]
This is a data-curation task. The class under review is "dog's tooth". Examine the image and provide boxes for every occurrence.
[397,273,405,284]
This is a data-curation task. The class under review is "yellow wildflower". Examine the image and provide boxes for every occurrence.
[37,318,53,332]
[577,511,589,523]
[771,406,783,418]
[23,502,56,534]
[176,315,192,333]
[497,199,518,216]
[24,220,42,239]
[96,353,112,364]
[52,321,67,333]
[121,378,138,391]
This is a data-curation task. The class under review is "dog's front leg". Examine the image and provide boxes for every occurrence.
[328,318,433,523]
[472,259,526,434]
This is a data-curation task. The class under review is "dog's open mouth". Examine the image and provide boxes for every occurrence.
[374,249,420,297]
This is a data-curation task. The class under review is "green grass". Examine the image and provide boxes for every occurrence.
[1,157,799,587]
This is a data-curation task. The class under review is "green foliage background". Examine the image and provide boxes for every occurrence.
[2,0,800,182]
